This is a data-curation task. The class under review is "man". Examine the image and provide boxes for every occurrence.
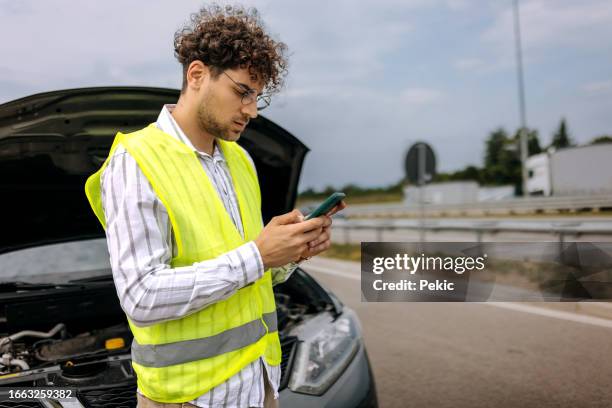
[84,4,345,408]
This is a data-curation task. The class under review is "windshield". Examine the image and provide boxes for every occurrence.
[0,238,111,284]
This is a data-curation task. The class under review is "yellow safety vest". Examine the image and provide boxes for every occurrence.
[85,124,281,403]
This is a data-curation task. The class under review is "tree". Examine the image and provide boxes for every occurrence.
[527,129,542,156]
[481,128,522,192]
[590,135,612,145]
[550,118,573,149]
[513,127,542,156]
[322,185,335,196]
[484,128,508,168]
[300,187,316,196]
[432,166,482,183]
[387,180,405,194]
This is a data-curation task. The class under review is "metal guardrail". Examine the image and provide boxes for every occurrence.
[333,218,612,244]
[345,194,612,217]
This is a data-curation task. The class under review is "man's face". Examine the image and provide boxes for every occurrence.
[196,67,264,142]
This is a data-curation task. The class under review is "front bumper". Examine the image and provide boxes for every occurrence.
[279,343,378,408]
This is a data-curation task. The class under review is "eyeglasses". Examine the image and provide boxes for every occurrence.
[222,71,271,110]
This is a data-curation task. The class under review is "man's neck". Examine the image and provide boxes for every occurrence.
[170,99,216,155]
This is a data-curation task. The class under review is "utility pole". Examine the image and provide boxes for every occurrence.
[513,0,529,197]
[418,143,426,245]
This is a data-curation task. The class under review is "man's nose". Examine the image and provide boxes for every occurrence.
[241,101,258,119]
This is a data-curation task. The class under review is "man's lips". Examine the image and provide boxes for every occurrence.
[233,121,247,129]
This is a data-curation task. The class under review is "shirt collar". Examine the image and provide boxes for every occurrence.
[155,104,224,161]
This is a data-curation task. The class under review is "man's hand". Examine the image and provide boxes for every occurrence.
[299,200,347,261]
[327,200,347,217]
[255,209,326,269]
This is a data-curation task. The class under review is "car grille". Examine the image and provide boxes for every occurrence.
[279,336,298,390]
[0,402,43,408]
[77,384,136,408]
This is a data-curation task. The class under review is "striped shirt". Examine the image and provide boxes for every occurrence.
[100,104,296,407]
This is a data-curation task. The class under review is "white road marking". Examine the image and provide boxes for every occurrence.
[483,302,612,329]
[302,263,360,280]
[303,261,612,330]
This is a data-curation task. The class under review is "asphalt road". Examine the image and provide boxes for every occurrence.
[301,257,612,408]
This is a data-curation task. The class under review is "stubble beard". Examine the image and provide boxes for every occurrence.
[197,92,240,142]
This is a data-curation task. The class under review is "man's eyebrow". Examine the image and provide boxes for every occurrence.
[237,82,264,97]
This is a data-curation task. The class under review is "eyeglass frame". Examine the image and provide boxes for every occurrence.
[222,71,271,110]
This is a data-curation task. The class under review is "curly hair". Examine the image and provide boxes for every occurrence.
[174,4,288,94]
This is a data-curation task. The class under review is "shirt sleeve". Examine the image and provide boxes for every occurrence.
[101,145,264,327]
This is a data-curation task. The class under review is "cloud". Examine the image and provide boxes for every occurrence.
[264,2,416,88]
[453,58,487,71]
[399,88,446,105]
[482,0,612,65]
[581,80,612,95]
[445,0,469,11]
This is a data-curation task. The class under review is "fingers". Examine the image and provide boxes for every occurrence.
[320,215,332,228]
[293,243,312,263]
[295,216,331,247]
[302,226,323,243]
[273,209,304,225]
[312,239,331,253]
[303,238,331,258]
[326,200,347,216]
[307,228,330,248]
[306,215,332,230]
[292,216,326,233]
[284,213,334,262]
[297,221,334,260]
[312,215,329,227]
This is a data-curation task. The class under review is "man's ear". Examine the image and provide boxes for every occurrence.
[186,61,209,91]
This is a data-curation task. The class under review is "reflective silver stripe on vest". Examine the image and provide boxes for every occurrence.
[131,311,278,368]
[262,310,277,332]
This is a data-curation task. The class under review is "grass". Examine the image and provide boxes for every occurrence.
[321,243,362,262]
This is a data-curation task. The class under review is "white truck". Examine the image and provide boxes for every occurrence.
[526,144,612,196]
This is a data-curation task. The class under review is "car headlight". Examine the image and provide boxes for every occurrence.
[288,309,361,395]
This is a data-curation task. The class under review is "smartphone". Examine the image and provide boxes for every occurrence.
[304,192,346,220]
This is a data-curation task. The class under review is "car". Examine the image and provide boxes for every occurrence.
[0,87,378,407]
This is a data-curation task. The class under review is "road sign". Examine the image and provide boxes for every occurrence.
[405,142,436,185]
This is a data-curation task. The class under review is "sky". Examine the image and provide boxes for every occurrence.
[1,0,611,191]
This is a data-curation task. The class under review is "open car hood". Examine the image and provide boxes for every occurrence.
[0,87,308,254]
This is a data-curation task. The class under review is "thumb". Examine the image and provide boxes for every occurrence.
[274,209,304,225]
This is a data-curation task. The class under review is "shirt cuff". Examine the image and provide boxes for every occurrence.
[235,241,265,286]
